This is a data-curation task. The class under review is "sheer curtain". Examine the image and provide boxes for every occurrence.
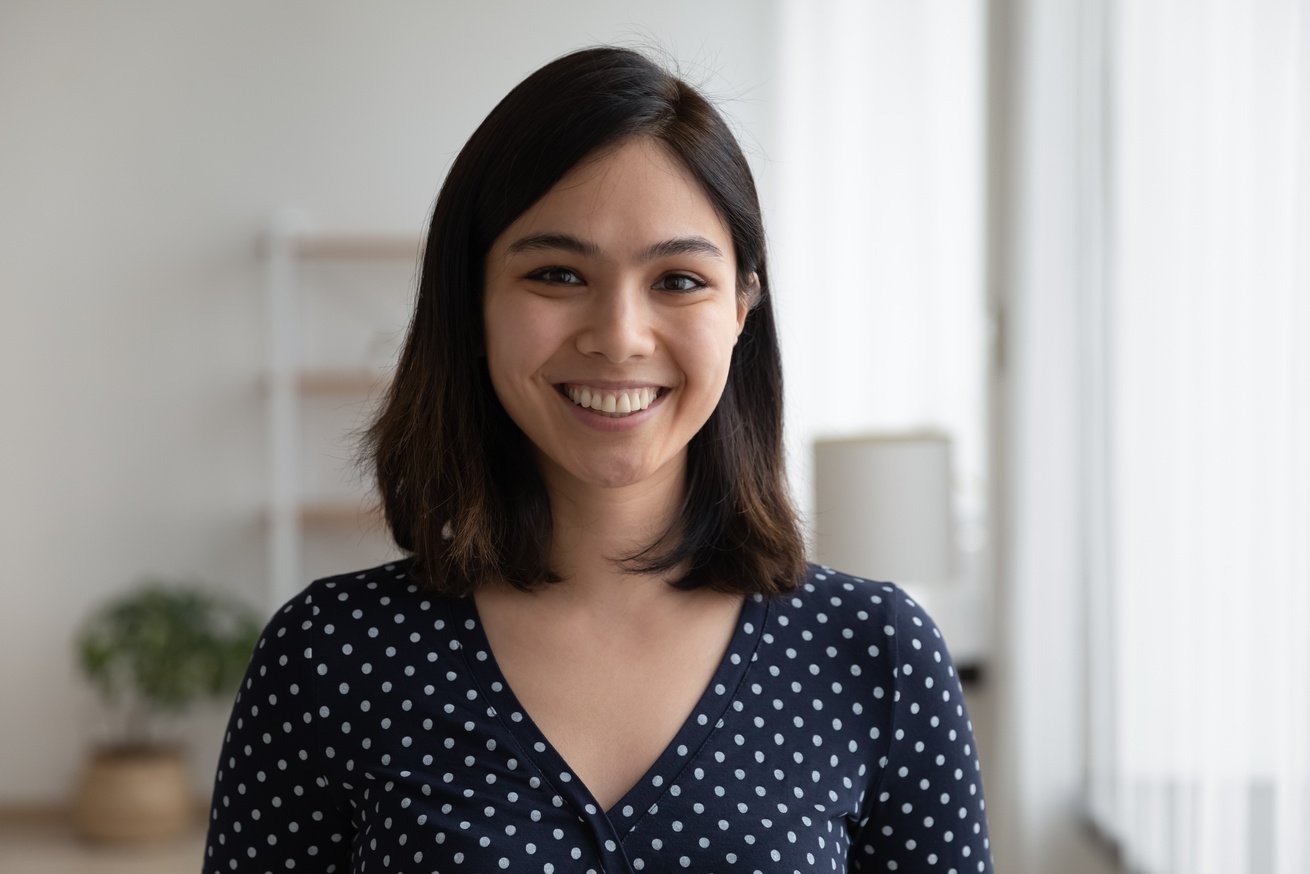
[1086,2,1310,872]
[771,0,988,656]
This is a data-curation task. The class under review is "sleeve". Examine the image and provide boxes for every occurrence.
[849,586,994,873]
[202,585,353,874]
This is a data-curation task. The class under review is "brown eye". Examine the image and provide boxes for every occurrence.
[656,273,706,293]
[528,267,583,285]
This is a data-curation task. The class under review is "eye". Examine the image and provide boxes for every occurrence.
[655,273,707,293]
[526,266,583,285]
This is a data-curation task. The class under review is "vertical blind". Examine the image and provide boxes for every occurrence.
[1087,1,1310,871]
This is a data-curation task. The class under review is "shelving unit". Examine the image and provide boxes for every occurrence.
[264,213,420,605]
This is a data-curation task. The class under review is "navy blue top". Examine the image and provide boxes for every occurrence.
[203,560,992,873]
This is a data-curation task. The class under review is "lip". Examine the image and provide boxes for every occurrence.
[554,383,667,432]
[555,379,669,391]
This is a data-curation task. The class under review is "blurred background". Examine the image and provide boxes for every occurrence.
[1,1,1306,872]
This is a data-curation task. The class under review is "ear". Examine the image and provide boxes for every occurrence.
[735,272,759,340]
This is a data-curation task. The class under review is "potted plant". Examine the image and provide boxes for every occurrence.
[72,580,261,842]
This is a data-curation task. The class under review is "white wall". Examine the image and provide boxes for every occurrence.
[0,0,778,804]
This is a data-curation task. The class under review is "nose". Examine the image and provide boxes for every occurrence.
[575,283,656,362]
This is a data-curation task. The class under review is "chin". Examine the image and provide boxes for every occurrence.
[559,448,671,491]
[578,462,649,490]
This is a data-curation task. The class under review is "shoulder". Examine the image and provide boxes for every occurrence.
[300,557,426,612]
[773,563,908,630]
[254,557,454,652]
[774,564,956,670]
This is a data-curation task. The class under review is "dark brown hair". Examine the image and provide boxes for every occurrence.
[363,46,804,596]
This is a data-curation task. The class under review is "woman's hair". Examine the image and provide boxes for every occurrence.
[363,46,805,596]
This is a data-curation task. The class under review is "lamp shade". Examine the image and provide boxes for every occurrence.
[812,432,955,584]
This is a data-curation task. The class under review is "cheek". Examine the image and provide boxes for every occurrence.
[484,293,518,352]
[483,296,570,406]
[483,301,531,401]
[678,315,740,393]
[483,345,515,408]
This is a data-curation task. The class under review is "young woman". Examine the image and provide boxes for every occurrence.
[204,47,993,873]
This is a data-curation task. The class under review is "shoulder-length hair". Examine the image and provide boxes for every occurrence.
[363,46,805,597]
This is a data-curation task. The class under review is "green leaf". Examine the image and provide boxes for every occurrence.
[73,581,261,731]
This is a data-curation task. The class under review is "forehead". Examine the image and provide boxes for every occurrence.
[492,138,733,256]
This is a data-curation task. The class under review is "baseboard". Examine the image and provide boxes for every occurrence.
[0,799,211,830]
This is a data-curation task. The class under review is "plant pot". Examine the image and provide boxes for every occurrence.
[72,745,195,843]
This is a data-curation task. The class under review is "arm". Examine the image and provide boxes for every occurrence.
[201,586,353,873]
[850,586,993,872]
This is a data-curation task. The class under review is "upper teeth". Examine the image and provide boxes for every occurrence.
[564,385,659,415]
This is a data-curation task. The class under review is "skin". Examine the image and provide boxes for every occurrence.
[476,137,752,809]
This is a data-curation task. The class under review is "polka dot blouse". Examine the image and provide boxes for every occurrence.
[203,561,993,873]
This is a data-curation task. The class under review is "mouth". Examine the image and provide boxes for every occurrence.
[557,383,665,418]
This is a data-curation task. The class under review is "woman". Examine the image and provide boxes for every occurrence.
[204,47,992,873]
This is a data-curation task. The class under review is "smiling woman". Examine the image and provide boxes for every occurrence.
[357,49,798,599]
[483,138,747,498]
[202,46,993,873]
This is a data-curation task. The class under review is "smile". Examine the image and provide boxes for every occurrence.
[559,384,663,418]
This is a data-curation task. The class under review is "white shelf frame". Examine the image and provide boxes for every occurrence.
[263,212,420,606]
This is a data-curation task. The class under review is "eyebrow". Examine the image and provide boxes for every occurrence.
[504,232,726,263]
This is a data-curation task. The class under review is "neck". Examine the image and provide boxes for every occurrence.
[536,456,688,612]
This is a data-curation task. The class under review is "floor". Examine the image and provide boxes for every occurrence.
[0,819,206,874]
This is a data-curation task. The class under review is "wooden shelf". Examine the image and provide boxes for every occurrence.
[297,369,392,395]
[293,235,421,260]
[298,501,385,527]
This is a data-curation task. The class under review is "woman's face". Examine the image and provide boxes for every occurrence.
[483,137,747,497]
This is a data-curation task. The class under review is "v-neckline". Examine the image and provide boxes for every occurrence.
[450,588,770,837]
